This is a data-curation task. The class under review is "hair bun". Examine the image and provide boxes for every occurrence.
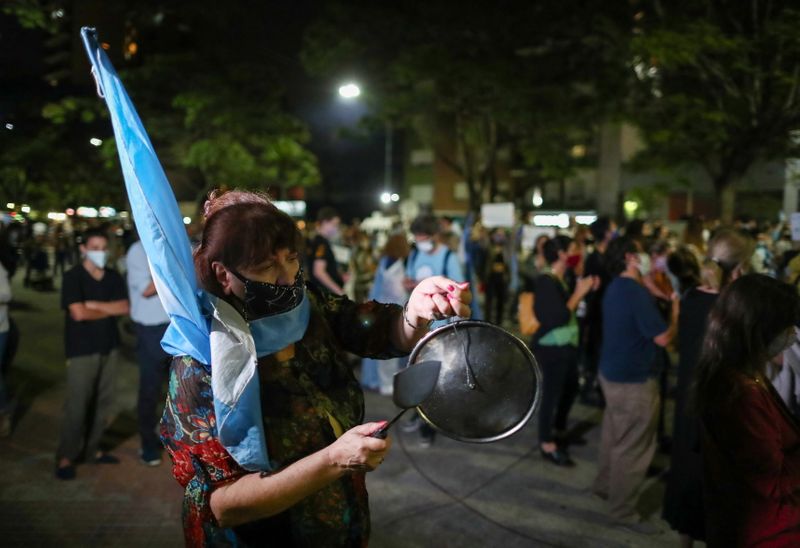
[203,189,224,220]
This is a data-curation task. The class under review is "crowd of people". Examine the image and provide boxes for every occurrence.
[304,207,800,543]
[3,202,800,545]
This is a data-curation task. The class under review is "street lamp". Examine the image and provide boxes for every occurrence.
[337,81,394,204]
[338,82,361,99]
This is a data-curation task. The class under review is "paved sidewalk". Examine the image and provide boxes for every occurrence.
[0,276,682,547]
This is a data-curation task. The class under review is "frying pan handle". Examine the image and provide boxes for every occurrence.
[370,427,388,439]
[368,408,407,439]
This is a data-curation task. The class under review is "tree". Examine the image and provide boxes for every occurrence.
[629,0,800,222]
[2,0,321,209]
[302,0,631,212]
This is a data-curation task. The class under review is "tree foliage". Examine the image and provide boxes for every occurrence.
[629,0,800,220]
[302,0,631,211]
[2,0,320,210]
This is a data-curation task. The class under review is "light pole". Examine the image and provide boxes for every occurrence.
[338,81,394,205]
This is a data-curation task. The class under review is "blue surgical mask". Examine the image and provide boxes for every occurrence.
[248,293,310,358]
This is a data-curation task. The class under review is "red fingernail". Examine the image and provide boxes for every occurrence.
[447,285,455,292]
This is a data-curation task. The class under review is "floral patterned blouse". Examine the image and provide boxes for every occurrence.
[160,284,405,547]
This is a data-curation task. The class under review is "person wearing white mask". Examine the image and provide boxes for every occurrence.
[592,235,678,535]
[56,227,129,480]
[403,214,466,447]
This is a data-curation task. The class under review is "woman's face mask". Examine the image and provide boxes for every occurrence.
[766,328,797,359]
[230,268,305,321]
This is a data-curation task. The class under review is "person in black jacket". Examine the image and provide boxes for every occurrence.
[526,235,597,466]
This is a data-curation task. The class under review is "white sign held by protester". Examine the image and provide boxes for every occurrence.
[791,212,800,241]
[482,203,515,228]
[521,225,555,251]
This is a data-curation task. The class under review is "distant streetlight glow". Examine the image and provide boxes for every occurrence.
[5,203,13,209]
[338,83,361,99]
[380,192,392,204]
[390,193,400,202]
[20,205,31,213]
[90,137,103,147]
[183,217,191,225]
[624,200,640,217]
[532,188,543,207]
[5,123,13,130]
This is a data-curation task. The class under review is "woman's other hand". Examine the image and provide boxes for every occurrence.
[327,422,391,472]
[407,277,472,322]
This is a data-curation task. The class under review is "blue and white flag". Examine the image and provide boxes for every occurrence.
[80,27,211,365]
[81,27,312,471]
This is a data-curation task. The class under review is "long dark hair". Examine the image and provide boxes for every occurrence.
[692,274,799,415]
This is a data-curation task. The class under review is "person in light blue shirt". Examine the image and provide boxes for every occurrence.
[405,215,465,328]
[126,239,171,466]
[403,215,466,446]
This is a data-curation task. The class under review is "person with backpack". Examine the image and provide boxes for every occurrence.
[404,214,466,447]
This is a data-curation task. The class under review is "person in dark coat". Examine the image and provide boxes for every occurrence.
[663,229,754,546]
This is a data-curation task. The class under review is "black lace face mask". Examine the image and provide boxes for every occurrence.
[230,267,305,321]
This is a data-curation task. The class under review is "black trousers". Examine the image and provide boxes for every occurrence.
[484,274,507,325]
[534,344,579,445]
[134,322,171,453]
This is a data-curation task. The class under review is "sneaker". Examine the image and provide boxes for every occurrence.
[93,452,120,464]
[139,448,162,467]
[615,520,661,536]
[55,463,76,480]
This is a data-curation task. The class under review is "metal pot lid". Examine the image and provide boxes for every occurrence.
[408,320,542,443]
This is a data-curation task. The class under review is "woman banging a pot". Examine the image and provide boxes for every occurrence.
[159,190,471,546]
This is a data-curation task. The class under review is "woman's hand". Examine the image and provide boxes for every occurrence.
[327,422,391,472]
[573,276,596,299]
[407,277,472,323]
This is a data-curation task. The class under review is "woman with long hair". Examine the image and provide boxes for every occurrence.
[694,274,800,546]
[663,229,754,546]
[360,233,411,395]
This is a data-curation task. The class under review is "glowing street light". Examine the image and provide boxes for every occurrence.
[89,137,103,147]
[380,192,392,204]
[338,82,361,100]
[532,188,544,207]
